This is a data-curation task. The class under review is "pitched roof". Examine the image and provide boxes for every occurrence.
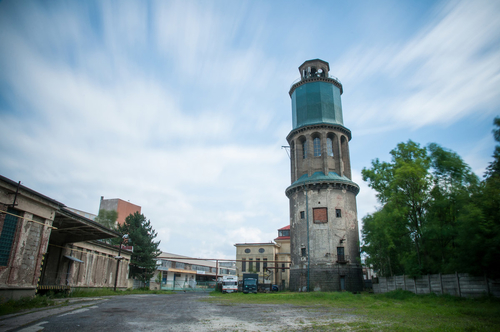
[275,225,290,241]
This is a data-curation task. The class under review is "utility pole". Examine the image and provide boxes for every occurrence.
[114,234,129,292]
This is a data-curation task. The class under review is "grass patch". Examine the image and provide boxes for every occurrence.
[0,295,56,316]
[207,290,500,331]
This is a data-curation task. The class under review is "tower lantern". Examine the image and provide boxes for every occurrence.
[286,59,363,292]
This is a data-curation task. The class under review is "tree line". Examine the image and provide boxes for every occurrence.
[362,117,500,278]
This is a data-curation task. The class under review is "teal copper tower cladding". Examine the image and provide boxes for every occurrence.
[290,59,344,129]
[286,59,363,292]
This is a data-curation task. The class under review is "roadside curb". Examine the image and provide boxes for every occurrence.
[0,297,108,331]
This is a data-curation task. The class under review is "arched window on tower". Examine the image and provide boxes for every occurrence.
[326,137,334,157]
[302,139,308,159]
[313,137,321,157]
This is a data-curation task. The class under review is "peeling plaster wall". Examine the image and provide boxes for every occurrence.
[0,189,55,300]
[288,186,363,292]
[43,242,131,290]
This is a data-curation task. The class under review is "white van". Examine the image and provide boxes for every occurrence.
[222,275,238,293]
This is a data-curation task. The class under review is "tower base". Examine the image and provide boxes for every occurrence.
[289,264,363,292]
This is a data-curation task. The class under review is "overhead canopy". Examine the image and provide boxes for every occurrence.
[167,268,197,274]
[50,207,120,245]
[64,255,84,263]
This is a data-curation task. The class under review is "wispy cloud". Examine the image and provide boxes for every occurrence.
[0,0,498,259]
[336,0,500,133]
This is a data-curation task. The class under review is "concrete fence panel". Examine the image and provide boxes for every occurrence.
[372,273,498,298]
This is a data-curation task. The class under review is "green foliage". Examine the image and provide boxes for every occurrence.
[457,117,500,278]
[0,295,55,316]
[362,141,433,275]
[361,122,500,278]
[118,212,161,283]
[485,116,500,177]
[95,209,118,230]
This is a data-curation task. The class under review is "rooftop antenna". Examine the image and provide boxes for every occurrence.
[281,146,290,159]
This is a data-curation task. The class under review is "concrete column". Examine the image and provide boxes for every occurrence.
[337,134,343,176]
[321,132,328,175]
[306,134,313,176]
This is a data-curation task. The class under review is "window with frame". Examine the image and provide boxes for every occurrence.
[242,259,246,272]
[336,209,342,218]
[282,263,285,272]
[0,208,20,266]
[313,137,321,157]
[300,211,305,219]
[302,140,308,159]
[327,137,334,157]
[256,258,260,272]
[301,248,307,257]
[279,230,290,237]
[337,247,345,262]
[313,207,328,223]
[249,258,253,271]
[263,258,267,271]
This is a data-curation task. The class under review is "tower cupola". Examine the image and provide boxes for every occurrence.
[289,59,344,130]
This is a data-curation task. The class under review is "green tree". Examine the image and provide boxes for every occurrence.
[361,140,480,276]
[95,209,118,230]
[485,116,500,177]
[455,117,500,278]
[362,141,432,275]
[118,212,161,283]
[361,207,410,276]
[425,144,479,274]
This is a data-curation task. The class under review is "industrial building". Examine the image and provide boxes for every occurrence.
[234,225,291,290]
[0,175,130,301]
[152,252,236,291]
[98,196,141,226]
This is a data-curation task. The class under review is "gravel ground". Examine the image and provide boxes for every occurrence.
[4,293,365,332]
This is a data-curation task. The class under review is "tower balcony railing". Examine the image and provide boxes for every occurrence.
[290,74,342,89]
[335,254,349,264]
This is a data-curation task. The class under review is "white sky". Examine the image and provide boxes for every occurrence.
[0,0,499,259]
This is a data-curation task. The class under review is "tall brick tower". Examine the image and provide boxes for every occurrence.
[286,59,363,292]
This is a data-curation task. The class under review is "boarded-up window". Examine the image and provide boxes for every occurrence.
[313,208,328,223]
